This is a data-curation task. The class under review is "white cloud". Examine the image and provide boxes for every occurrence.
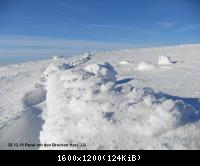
[0,35,136,57]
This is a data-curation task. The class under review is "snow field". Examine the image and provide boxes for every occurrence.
[1,44,200,150]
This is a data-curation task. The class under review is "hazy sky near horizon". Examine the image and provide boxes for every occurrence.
[0,0,200,63]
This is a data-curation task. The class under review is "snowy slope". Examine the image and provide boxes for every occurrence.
[0,56,82,149]
[0,44,200,150]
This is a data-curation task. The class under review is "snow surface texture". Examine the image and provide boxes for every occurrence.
[1,44,200,150]
[40,61,200,150]
[158,56,173,65]
[119,60,131,65]
[136,61,155,71]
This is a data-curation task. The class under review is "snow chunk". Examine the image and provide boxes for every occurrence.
[158,56,172,65]
[136,61,155,71]
[119,60,131,65]
[53,55,64,60]
[100,81,116,92]
[84,62,117,83]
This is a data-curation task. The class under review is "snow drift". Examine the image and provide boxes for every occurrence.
[40,61,200,150]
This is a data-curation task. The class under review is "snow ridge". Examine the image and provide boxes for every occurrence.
[40,60,200,150]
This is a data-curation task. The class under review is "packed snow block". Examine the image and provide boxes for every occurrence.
[136,61,155,71]
[53,55,64,60]
[84,62,117,83]
[53,56,58,60]
[158,56,172,65]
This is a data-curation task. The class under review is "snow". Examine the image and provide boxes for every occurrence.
[40,60,200,150]
[53,56,59,60]
[84,62,117,83]
[1,44,200,150]
[158,55,173,65]
[44,62,72,77]
[119,60,131,65]
[136,61,156,71]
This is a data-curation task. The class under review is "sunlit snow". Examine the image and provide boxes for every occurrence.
[0,44,200,150]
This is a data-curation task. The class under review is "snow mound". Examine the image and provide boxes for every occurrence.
[40,61,200,150]
[44,63,72,77]
[119,60,131,65]
[136,61,155,71]
[83,52,94,58]
[158,56,172,65]
[84,62,117,83]
[53,56,63,60]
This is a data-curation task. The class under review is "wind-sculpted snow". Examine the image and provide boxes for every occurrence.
[23,88,46,106]
[44,63,72,77]
[119,60,131,65]
[44,53,94,77]
[136,61,156,71]
[40,61,200,150]
[158,56,173,65]
[1,44,200,150]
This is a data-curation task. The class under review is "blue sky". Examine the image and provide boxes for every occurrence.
[0,0,200,63]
